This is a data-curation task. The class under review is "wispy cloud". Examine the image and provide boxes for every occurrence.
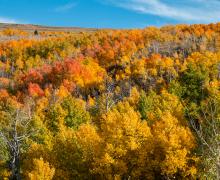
[54,2,77,12]
[0,17,20,24]
[104,0,220,22]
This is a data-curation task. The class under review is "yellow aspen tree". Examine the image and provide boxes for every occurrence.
[91,102,153,179]
[27,157,55,180]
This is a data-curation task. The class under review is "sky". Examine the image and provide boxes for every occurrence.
[0,0,220,28]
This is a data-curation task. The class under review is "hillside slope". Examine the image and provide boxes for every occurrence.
[0,23,97,32]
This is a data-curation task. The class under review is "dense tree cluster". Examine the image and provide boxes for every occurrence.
[0,23,220,179]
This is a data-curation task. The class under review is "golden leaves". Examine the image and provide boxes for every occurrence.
[27,157,55,180]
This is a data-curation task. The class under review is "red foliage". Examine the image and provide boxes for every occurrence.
[23,69,43,84]
[62,79,76,92]
[41,64,52,75]
[52,61,64,75]
[28,83,44,97]
[0,89,9,100]
[65,60,81,74]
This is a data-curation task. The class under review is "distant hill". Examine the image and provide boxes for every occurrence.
[0,23,98,32]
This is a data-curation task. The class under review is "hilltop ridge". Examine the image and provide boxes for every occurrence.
[0,23,97,32]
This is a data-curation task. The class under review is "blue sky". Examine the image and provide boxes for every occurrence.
[0,0,220,28]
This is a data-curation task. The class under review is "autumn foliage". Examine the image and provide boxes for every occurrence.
[0,23,220,179]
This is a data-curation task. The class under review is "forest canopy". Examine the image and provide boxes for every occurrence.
[0,23,220,179]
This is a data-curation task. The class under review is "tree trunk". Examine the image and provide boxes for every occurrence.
[9,141,21,180]
[10,155,21,180]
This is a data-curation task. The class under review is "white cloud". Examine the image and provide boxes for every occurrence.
[105,0,220,22]
[0,17,20,24]
[54,2,76,12]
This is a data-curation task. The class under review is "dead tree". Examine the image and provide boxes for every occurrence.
[0,103,36,180]
[190,96,220,179]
